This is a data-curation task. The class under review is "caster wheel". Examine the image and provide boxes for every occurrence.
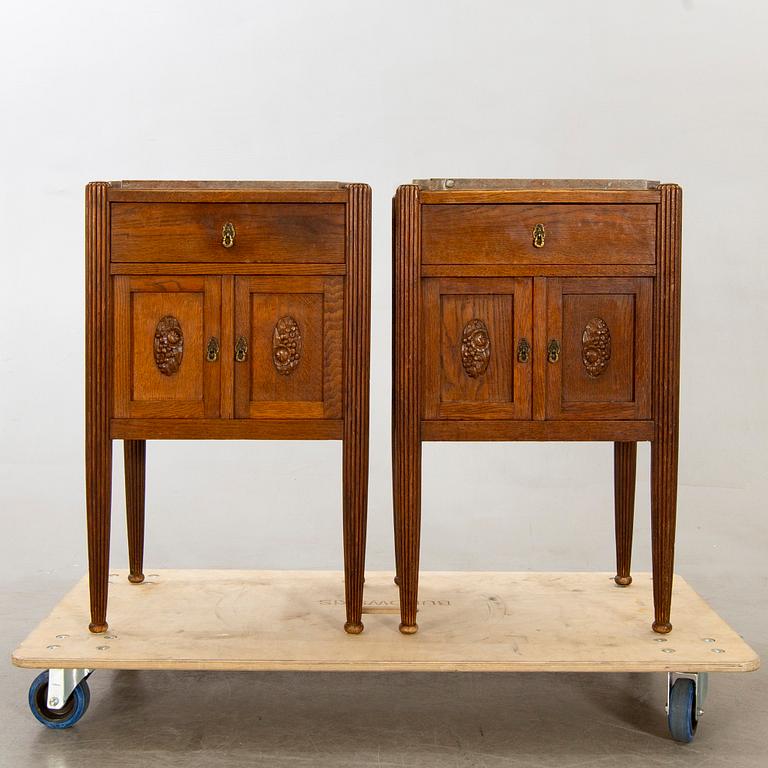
[668,678,697,743]
[28,671,91,729]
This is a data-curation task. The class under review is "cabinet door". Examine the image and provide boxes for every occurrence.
[545,278,652,420]
[234,276,342,419]
[114,276,221,418]
[422,278,533,419]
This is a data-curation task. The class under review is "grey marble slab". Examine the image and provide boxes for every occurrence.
[414,178,660,191]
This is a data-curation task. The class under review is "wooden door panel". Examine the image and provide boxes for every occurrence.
[113,276,221,418]
[545,278,651,419]
[234,276,342,419]
[423,278,532,419]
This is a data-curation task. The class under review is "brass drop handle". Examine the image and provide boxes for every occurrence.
[222,222,236,248]
[235,336,248,362]
[517,338,531,363]
[205,337,220,362]
[548,339,561,363]
[532,223,545,248]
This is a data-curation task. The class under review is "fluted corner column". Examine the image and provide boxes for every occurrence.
[392,185,422,635]
[342,183,372,634]
[650,183,682,634]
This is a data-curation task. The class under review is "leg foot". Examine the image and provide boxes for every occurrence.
[344,622,364,635]
[614,575,633,586]
[88,622,108,634]
[653,621,673,634]
[394,575,401,586]
[399,623,418,635]
[128,573,145,584]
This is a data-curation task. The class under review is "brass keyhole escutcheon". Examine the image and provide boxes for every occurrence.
[547,339,561,363]
[205,337,220,362]
[532,223,545,248]
[222,222,236,248]
[517,338,531,363]
[235,336,248,362]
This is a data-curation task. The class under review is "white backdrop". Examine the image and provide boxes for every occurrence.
[1,2,766,619]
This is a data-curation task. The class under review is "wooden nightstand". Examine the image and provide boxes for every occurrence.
[392,179,682,635]
[85,181,371,634]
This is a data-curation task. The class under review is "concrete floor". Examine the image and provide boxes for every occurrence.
[3,574,765,768]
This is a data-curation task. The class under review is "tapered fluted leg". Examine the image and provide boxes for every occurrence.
[651,183,682,634]
[124,440,146,584]
[613,442,637,586]
[342,184,371,635]
[651,436,677,633]
[392,410,402,588]
[393,185,421,634]
[394,437,421,634]
[86,182,111,634]
[86,436,112,633]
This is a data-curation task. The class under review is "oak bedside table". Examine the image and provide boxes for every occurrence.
[85,180,371,634]
[392,179,682,635]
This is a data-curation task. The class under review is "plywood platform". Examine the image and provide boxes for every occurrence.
[12,571,759,673]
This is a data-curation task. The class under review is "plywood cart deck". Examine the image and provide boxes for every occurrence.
[13,571,759,741]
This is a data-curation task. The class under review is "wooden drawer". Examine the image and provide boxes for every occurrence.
[421,204,656,265]
[111,202,346,263]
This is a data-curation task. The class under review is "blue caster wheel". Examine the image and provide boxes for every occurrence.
[668,677,698,743]
[28,671,91,729]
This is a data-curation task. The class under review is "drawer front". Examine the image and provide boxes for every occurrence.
[545,277,652,420]
[422,277,533,420]
[111,203,346,263]
[422,204,656,265]
[113,275,222,419]
[234,276,343,419]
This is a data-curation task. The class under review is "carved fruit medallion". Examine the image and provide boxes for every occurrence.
[582,317,611,377]
[272,316,302,375]
[461,319,491,378]
[153,315,184,376]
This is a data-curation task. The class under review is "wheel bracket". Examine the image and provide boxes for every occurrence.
[47,668,92,710]
[667,671,709,721]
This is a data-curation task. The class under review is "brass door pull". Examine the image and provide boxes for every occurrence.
[222,222,236,248]
[205,337,220,362]
[517,338,531,363]
[547,339,561,363]
[532,223,545,248]
[235,336,248,362]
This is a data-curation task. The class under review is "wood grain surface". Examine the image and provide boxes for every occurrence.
[422,204,656,265]
[85,182,112,633]
[545,278,652,420]
[614,441,637,586]
[86,180,371,634]
[341,184,372,633]
[111,202,346,263]
[392,185,422,633]
[650,185,683,634]
[123,440,146,584]
[392,180,683,635]
[233,276,342,420]
[422,277,532,420]
[13,571,758,673]
[113,275,221,419]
